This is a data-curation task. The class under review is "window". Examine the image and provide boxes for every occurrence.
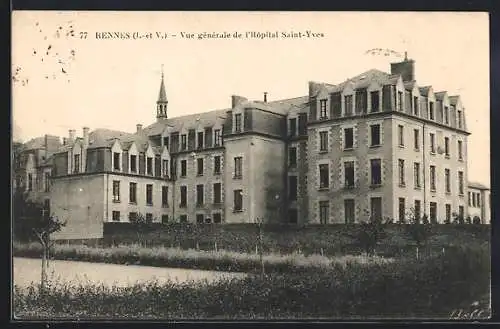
[319,131,328,151]
[444,106,449,124]
[319,164,329,189]
[162,159,169,177]
[458,171,464,195]
[398,125,404,147]
[468,192,472,206]
[430,133,436,153]
[214,129,222,146]
[429,102,435,120]
[472,193,476,207]
[214,156,221,174]
[289,147,297,168]
[196,184,204,206]
[288,209,298,224]
[27,173,33,191]
[44,172,50,192]
[113,152,120,171]
[234,189,243,211]
[459,205,464,220]
[112,180,120,202]
[196,214,204,224]
[414,200,421,220]
[129,182,137,203]
[477,194,481,207]
[344,95,353,116]
[344,128,354,149]
[370,124,381,146]
[445,204,451,223]
[146,157,153,175]
[413,96,419,116]
[163,137,169,148]
[370,159,382,186]
[444,137,450,157]
[197,132,204,149]
[162,214,169,224]
[458,141,463,160]
[430,202,437,223]
[74,154,80,173]
[112,211,120,222]
[213,183,222,204]
[197,158,204,176]
[129,212,137,222]
[370,91,380,112]
[344,161,355,188]
[289,118,297,137]
[320,99,328,118]
[234,156,243,179]
[430,166,436,191]
[146,213,153,222]
[398,198,405,223]
[319,201,329,224]
[414,129,420,150]
[398,159,405,186]
[179,215,188,223]
[213,213,222,223]
[146,184,153,205]
[235,113,242,132]
[180,160,187,177]
[398,91,403,111]
[445,169,451,193]
[162,186,168,207]
[180,186,187,207]
[344,199,355,224]
[289,176,298,200]
[370,197,382,221]
[43,199,50,215]
[181,134,187,150]
[457,110,462,129]
[414,162,421,188]
[130,155,137,173]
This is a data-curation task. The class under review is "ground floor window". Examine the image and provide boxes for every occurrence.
[288,208,298,224]
[161,214,169,224]
[370,197,382,221]
[344,199,355,224]
[429,202,437,223]
[112,211,120,222]
[179,215,188,223]
[196,214,204,224]
[213,213,222,223]
[319,201,329,224]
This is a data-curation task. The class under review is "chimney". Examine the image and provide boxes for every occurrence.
[390,52,415,82]
[308,81,321,97]
[62,137,67,145]
[264,92,268,103]
[231,95,247,108]
[68,129,76,143]
[136,124,143,133]
[83,127,89,145]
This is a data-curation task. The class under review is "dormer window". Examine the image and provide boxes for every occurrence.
[370,91,380,113]
[344,95,353,116]
[413,96,419,116]
[289,118,297,137]
[319,99,327,119]
[457,110,462,129]
[444,106,449,125]
[234,113,242,133]
[429,102,435,120]
[146,157,153,175]
[162,159,169,177]
[130,154,137,173]
[197,132,204,150]
[181,134,187,150]
[214,129,222,147]
[398,91,403,111]
[74,154,80,173]
[113,152,121,171]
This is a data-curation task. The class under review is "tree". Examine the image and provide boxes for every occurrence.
[452,212,465,224]
[351,210,389,256]
[404,209,432,258]
[129,213,154,247]
[473,216,482,225]
[255,217,265,278]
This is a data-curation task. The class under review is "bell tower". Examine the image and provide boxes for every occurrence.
[156,65,168,121]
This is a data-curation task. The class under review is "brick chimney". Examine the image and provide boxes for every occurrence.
[83,127,90,146]
[231,95,247,108]
[136,124,143,133]
[390,52,415,82]
[68,129,76,143]
[264,92,268,103]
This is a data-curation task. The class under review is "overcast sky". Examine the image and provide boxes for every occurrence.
[12,11,489,186]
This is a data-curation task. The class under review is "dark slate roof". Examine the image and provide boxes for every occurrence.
[22,137,45,150]
[313,69,400,95]
[158,77,167,102]
[468,182,490,190]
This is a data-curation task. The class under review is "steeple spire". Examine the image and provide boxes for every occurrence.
[156,64,168,120]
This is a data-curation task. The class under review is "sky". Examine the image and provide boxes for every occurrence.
[11,11,490,186]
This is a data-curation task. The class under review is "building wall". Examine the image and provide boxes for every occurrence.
[468,187,491,224]
[51,174,106,240]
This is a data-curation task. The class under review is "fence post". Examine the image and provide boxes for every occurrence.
[320,248,324,257]
[416,246,419,260]
[214,241,218,253]
[196,241,200,251]
[255,244,258,255]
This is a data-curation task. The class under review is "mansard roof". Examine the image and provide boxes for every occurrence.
[468,181,490,190]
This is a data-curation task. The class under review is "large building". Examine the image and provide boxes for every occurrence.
[31,56,485,239]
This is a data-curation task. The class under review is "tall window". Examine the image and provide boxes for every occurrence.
[398,197,405,223]
[197,158,204,176]
[444,106,449,124]
[213,213,222,223]
[179,215,188,223]
[319,201,329,224]
[234,190,243,211]
[430,165,436,191]
[163,137,169,148]
[398,125,404,146]
[414,162,421,188]
[458,140,463,160]
[289,147,297,168]
[196,214,204,224]
[214,156,221,174]
[197,132,204,150]
[445,169,451,193]
[146,184,153,205]
[112,180,120,202]
[370,159,382,186]
[129,182,137,203]
[44,172,50,192]
[458,171,464,195]
[146,213,153,222]
[344,128,354,149]
[112,211,120,222]
[414,129,420,150]
[180,186,187,207]
[398,91,403,111]
[320,99,328,118]
[344,161,355,188]
[162,186,168,207]
[130,155,137,173]
[289,118,297,137]
[457,110,462,129]
[162,215,169,224]
[129,212,137,222]
[27,173,33,191]
[181,134,187,150]
[344,199,355,224]
[459,205,464,219]
[445,204,451,223]
[468,192,472,206]
[444,137,450,157]
[113,152,120,171]
[146,157,153,175]
[234,156,243,179]
[344,95,353,116]
[414,200,421,220]
[430,133,436,153]
[430,202,437,223]
[180,160,187,177]
[214,129,222,146]
[235,113,242,132]
[398,159,405,186]
[162,159,169,177]
[319,131,328,151]
[370,91,380,112]
[319,164,329,189]
[370,197,382,221]
[213,183,222,204]
[196,184,204,206]
[289,176,298,200]
[370,124,381,146]
[413,96,419,116]
[429,102,435,120]
[74,154,80,173]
